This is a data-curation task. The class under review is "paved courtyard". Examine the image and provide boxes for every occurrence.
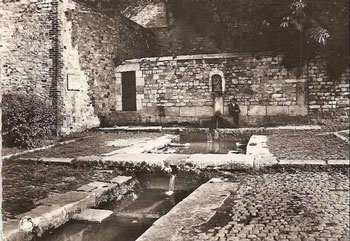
[2,128,349,241]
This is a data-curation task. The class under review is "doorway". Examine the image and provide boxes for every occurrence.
[122,71,137,111]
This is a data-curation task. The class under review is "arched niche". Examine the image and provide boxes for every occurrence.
[209,69,225,93]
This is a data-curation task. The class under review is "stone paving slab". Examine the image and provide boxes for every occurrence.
[266,125,321,130]
[279,159,327,165]
[102,135,176,155]
[77,153,254,170]
[73,209,113,223]
[186,154,253,169]
[137,178,240,241]
[247,135,278,168]
[17,157,72,164]
[328,160,350,165]
[110,176,133,184]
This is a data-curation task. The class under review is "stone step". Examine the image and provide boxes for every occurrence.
[73,209,113,223]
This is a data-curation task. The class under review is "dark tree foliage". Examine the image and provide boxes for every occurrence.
[167,0,349,78]
[77,0,349,78]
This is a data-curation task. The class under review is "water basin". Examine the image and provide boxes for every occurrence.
[36,174,205,241]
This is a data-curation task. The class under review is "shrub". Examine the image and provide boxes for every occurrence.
[2,93,56,148]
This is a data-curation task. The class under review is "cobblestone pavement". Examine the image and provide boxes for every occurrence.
[180,168,350,241]
[267,131,349,160]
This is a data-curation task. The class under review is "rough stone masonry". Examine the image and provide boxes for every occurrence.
[0,0,154,135]
[110,53,349,127]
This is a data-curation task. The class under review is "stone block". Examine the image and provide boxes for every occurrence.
[165,107,180,116]
[239,105,248,116]
[73,209,113,223]
[288,105,308,116]
[115,86,122,95]
[195,106,213,116]
[180,107,196,117]
[328,160,349,165]
[115,63,140,72]
[136,77,144,86]
[266,106,289,116]
[248,105,266,116]
[136,70,143,78]
[110,176,132,184]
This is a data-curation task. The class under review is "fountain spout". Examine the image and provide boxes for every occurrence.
[165,165,178,196]
[169,165,178,175]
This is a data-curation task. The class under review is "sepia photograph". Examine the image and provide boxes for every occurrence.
[0,0,349,240]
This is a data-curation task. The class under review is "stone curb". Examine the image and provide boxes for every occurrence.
[334,132,349,142]
[17,157,74,164]
[3,136,90,161]
[136,178,240,241]
[99,125,321,133]
[3,176,136,241]
[76,153,255,170]
[278,159,349,166]
[102,135,176,155]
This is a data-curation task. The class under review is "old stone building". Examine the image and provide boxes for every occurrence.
[0,0,155,134]
[1,0,349,132]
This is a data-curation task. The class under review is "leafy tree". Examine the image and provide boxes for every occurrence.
[168,0,349,77]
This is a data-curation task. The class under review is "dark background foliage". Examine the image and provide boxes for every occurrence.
[78,0,349,78]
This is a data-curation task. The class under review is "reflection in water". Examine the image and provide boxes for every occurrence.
[170,141,246,154]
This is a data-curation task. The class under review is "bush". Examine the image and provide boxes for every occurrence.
[2,93,56,148]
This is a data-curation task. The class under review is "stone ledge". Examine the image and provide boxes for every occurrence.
[136,178,240,241]
[327,160,349,165]
[278,159,327,165]
[77,153,254,170]
[122,51,276,64]
[73,209,113,223]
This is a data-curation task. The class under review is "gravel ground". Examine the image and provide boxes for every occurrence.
[180,167,350,241]
[267,131,349,160]
[20,131,163,158]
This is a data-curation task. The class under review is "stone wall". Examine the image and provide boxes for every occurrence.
[111,52,349,127]
[111,53,313,127]
[307,58,350,115]
[0,0,55,99]
[0,0,155,134]
[67,2,154,126]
